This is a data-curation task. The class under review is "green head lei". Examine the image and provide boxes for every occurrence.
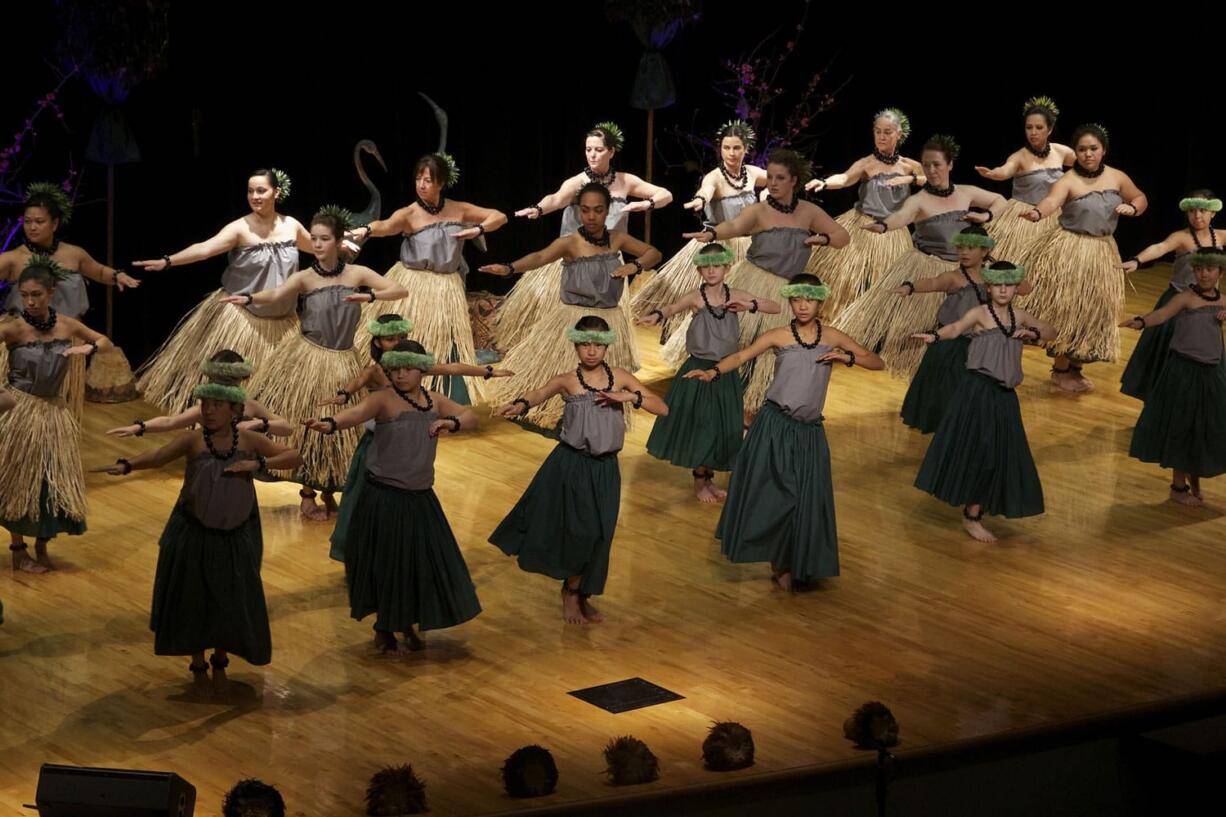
[270,168,292,203]
[981,263,1026,285]
[192,382,248,404]
[695,249,735,267]
[24,181,74,225]
[367,317,414,337]
[1022,95,1060,121]
[780,283,830,301]
[198,359,254,382]
[314,204,354,233]
[380,350,436,371]
[925,134,960,162]
[952,229,997,249]
[1188,249,1226,269]
[1180,197,1223,213]
[716,119,757,152]
[22,253,71,282]
[566,328,617,345]
[592,121,625,152]
[437,152,461,188]
[874,107,912,144]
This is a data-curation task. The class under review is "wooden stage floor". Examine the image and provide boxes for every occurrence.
[2,265,1224,815]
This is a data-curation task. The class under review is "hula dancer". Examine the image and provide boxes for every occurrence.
[1122,249,1226,506]
[639,243,780,502]
[835,134,1008,378]
[802,108,922,319]
[1118,191,1223,400]
[324,314,512,562]
[305,341,482,654]
[1,261,111,573]
[480,183,661,429]
[496,122,672,350]
[974,96,1074,261]
[632,120,764,343]
[683,149,849,414]
[220,207,406,520]
[93,380,301,693]
[686,274,882,590]
[1016,123,1147,392]
[107,350,293,440]
[0,183,140,419]
[489,316,667,624]
[134,169,314,413]
[912,261,1054,542]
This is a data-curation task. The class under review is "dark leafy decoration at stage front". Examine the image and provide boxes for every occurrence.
[365,764,428,815]
[501,744,559,798]
[702,721,755,771]
[603,735,660,785]
[843,700,900,749]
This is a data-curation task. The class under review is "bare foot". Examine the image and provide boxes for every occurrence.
[962,517,998,542]
[300,497,329,521]
[707,483,728,501]
[322,493,340,518]
[190,665,211,696]
[771,570,793,591]
[1170,488,1204,507]
[11,550,48,574]
[402,627,424,652]
[33,542,55,571]
[579,596,605,623]
[696,482,720,504]
[373,630,398,653]
[1051,371,1081,393]
[1070,369,1093,392]
[561,589,587,625]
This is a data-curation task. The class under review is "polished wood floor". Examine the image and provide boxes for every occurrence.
[2,265,1224,816]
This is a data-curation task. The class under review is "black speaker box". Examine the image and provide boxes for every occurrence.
[34,763,195,817]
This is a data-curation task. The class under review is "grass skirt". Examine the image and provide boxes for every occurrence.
[246,332,364,491]
[899,335,972,433]
[137,290,298,414]
[1120,286,1179,401]
[346,478,482,631]
[493,259,564,352]
[631,236,752,346]
[716,401,838,581]
[985,199,1063,265]
[354,265,483,403]
[1129,352,1226,478]
[833,249,949,378]
[804,208,912,322]
[490,442,620,596]
[646,356,743,471]
[0,389,86,537]
[1015,229,1123,363]
[150,504,271,664]
[915,371,1044,518]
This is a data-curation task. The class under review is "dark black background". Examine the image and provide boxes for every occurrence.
[3,3,1215,363]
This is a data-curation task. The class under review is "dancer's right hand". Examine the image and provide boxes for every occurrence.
[683,368,715,382]
[682,198,704,210]
[805,178,826,192]
[493,402,525,418]
[317,394,347,407]
[514,207,542,219]
[1114,260,1139,274]
[478,263,515,276]
[911,332,939,344]
[106,424,142,437]
[681,229,716,241]
[90,463,129,475]
[302,418,335,433]
[132,258,168,272]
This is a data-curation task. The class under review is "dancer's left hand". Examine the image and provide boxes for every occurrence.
[62,344,95,357]
[115,271,141,290]
[622,200,653,213]
[962,211,989,224]
[223,459,260,474]
[816,348,851,365]
[611,264,637,278]
[453,226,483,240]
[428,419,457,437]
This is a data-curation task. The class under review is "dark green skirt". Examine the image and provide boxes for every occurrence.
[915,371,1044,518]
[0,480,87,540]
[150,504,271,665]
[1129,352,1226,477]
[716,400,839,581]
[346,477,481,632]
[900,335,972,433]
[1120,285,1179,401]
[329,430,372,562]
[489,442,620,596]
[646,356,744,471]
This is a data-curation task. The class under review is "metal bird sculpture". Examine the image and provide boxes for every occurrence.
[420,91,486,253]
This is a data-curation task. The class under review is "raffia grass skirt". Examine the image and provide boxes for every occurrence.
[137,291,298,414]
[631,236,752,347]
[985,199,1063,264]
[0,389,87,537]
[246,332,365,491]
[1015,229,1123,363]
[834,249,949,378]
[354,265,484,403]
[804,208,912,322]
[492,258,564,352]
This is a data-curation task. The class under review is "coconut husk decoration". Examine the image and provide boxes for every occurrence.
[603,736,659,786]
[702,721,755,771]
[365,765,428,815]
[85,346,139,403]
[843,701,900,749]
[466,290,504,355]
[501,745,559,798]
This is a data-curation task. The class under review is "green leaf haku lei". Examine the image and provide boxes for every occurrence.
[779,283,830,301]
[22,253,71,282]
[270,168,292,203]
[367,317,414,337]
[1180,197,1222,213]
[380,350,437,371]
[952,231,996,249]
[566,328,617,345]
[981,264,1026,285]
[695,249,735,267]
[192,382,248,404]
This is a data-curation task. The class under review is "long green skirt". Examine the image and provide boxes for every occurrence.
[1120,285,1179,401]
[716,400,839,581]
[150,504,271,665]
[646,356,744,471]
[346,477,481,632]
[1,480,87,539]
[900,336,972,434]
[489,442,621,596]
[1129,352,1226,477]
[915,371,1044,518]
[328,430,373,562]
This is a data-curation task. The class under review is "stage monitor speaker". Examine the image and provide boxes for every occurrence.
[34,763,195,817]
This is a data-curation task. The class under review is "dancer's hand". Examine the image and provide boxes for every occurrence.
[114,271,141,290]
[62,344,95,357]
[1114,260,1139,274]
[236,417,270,431]
[218,294,252,305]
[428,418,457,437]
[636,312,662,327]
[302,418,336,433]
[804,233,832,248]
[132,258,169,272]
[962,211,989,224]
[453,226,482,240]
[682,229,717,241]
[1020,208,1042,222]
[223,459,260,474]
[1119,318,1143,330]
[493,402,527,418]
[611,263,637,279]
[622,200,653,213]
[861,222,888,234]
[911,332,939,344]
[805,178,826,192]
[343,292,377,303]
[683,198,705,211]
[883,175,913,187]
[683,368,716,382]
[485,367,515,378]
[90,462,130,475]
[1216,309,1226,322]
[106,424,143,437]
[724,297,756,312]
[317,394,347,407]
[478,263,515,276]
[594,389,635,406]
[1012,327,1041,342]
[514,206,542,219]
[816,348,851,365]
[1115,203,1140,217]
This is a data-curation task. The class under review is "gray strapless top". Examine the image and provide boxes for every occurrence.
[558,391,625,456]
[765,342,832,423]
[297,285,361,350]
[222,240,299,318]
